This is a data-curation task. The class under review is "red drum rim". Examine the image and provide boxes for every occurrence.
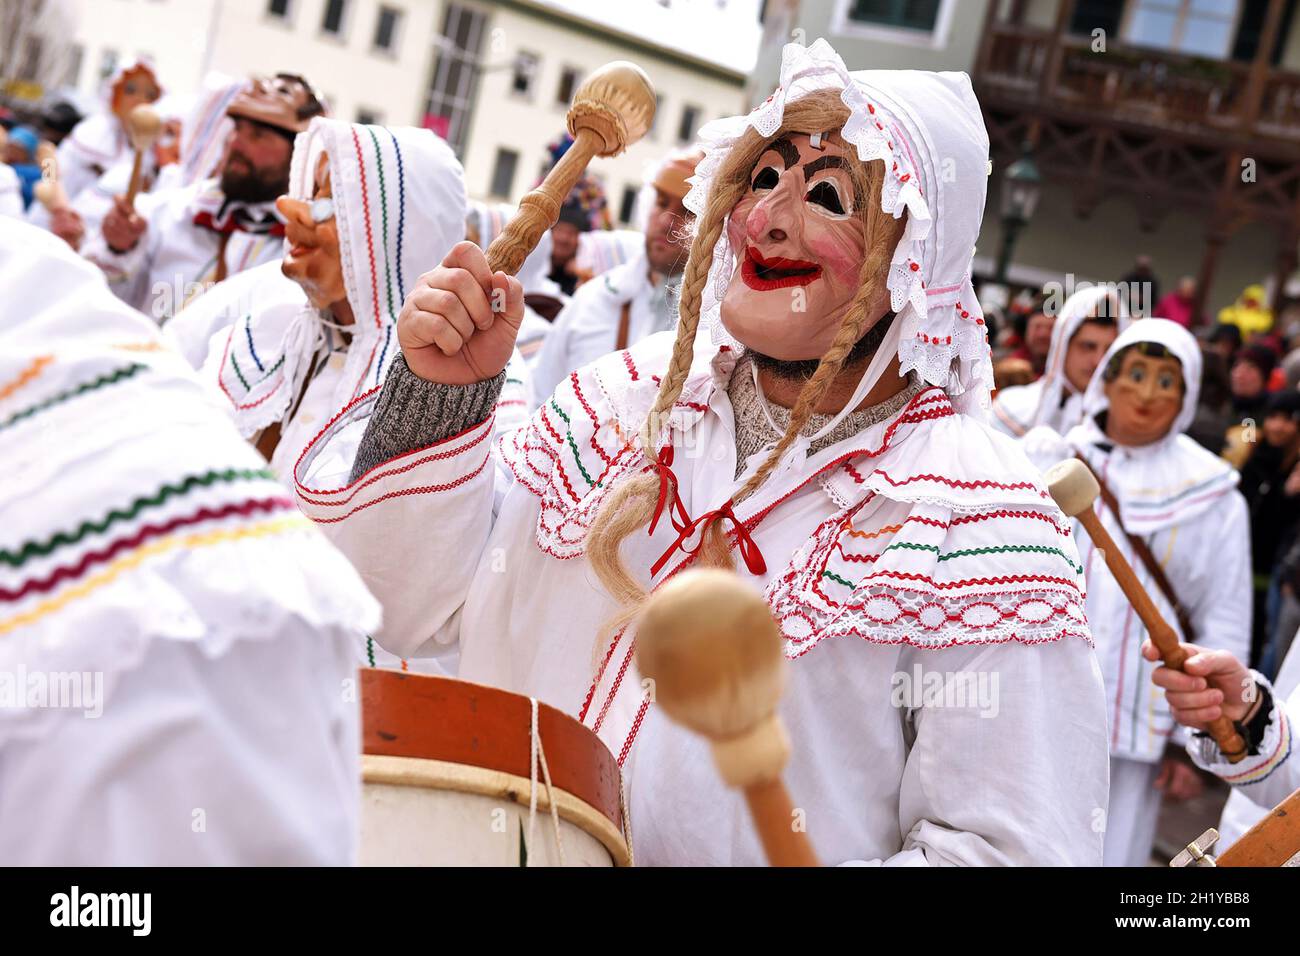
[361,669,625,838]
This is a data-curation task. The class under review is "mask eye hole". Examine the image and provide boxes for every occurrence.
[805,180,845,215]
[751,165,779,191]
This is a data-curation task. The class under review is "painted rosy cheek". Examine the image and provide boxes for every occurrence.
[808,230,865,285]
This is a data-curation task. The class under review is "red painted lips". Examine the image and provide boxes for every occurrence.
[740,246,823,291]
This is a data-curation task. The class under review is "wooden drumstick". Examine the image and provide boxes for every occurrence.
[124,104,163,207]
[484,61,654,276]
[635,569,819,867]
[1046,458,1247,763]
[33,142,69,211]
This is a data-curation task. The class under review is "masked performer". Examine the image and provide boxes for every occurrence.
[991,286,1126,437]
[0,222,377,865]
[532,148,701,401]
[81,74,325,321]
[293,41,1109,865]
[1023,319,1250,866]
[192,117,469,486]
[45,59,162,211]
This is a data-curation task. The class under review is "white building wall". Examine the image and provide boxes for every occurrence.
[458,0,747,206]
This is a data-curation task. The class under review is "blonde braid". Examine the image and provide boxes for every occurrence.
[584,89,906,637]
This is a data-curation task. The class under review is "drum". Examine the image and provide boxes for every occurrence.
[359,669,630,866]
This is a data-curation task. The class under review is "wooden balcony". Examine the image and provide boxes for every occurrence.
[976,23,1300,151]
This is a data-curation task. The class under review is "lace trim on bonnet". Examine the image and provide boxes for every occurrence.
[682,39,994,419]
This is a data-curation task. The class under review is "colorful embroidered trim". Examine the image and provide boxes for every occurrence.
[0,514,311,637]
[1221,710,1292,786]
[0,363,148,434]
[0,355,54,403]
[0,467,276,569]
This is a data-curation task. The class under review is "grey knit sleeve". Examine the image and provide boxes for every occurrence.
[348,354,506,481]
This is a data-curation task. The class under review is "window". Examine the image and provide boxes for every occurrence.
[846,0,941,32]
[374,5,401,51]
[267,0,291,18]
[98,48,118,82]
[649,93,664,139]
[1124,0,1241,58]
[512,51,539,97]
[321,0,347,36]
[490,148,519,199]
[556,66,580,106]
[356,107,382,125]
[618,185,638,225]
[677,104,700,144]
[63,44,84,87]
[425,2,488,155]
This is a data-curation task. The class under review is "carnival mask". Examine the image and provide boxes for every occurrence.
[1102,348,1184,447]
[227,74,321,135]
[111,67,161,124]
[278,153,349,318]
[720,132,881,361]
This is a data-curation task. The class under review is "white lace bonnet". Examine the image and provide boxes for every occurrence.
[684,39,995,419]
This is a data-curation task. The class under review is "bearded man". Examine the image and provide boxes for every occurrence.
[81,74,325,322]
[292,41,1109,865]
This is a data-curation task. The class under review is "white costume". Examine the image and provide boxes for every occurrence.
[1211,633,1300,847]
[80,176,287,322]
[1023,319,1250,866]
[199,117,467,481]
[992,286,1130,437]
[293,42,1110,866]
[48,59,160,209]
[0,222,378,865]
[532,248,680,404]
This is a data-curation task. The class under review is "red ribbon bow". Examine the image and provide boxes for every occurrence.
[647,444,691,537]
[650,497,767,578]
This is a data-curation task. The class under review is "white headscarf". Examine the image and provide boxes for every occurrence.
[686,39,993,425]
[1031,285,1131,434]
[1068,318,1236,534]
[177,73,243,188]
[0,221,377,746]
[209,118,467,437]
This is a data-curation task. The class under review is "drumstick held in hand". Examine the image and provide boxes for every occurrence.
[1045,458,1247,763]
[636,569,819,867]
[484,61,654,276]
[124,104,163,208]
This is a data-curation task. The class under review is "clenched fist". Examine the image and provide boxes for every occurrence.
[398,240,524,386]
[1142,639,1256,729]
[102,195,147,253]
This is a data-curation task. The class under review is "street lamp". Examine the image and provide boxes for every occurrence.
[995,140,1042,286]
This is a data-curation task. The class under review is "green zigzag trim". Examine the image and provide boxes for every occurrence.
[1,363,148,434]
[548,398,598,487]
[0,467,277,569]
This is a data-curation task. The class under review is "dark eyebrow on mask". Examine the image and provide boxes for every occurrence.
[758,136,800,170]
[801,153,862,208]
[802,154,847,178]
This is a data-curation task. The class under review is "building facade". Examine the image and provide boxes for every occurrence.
[751,0,1300,319]
[57,0,751,216]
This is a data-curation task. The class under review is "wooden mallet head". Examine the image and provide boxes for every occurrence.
[1044,458,1099,518]
[635,569,788,788]
[484,60,656,277]
[566,61,656,159]
[126,104,163,153]
[123,105,163,207]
